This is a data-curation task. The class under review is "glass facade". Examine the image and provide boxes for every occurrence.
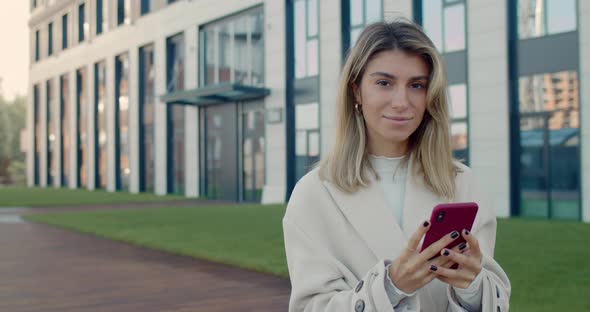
[35,30,40,62]
[94,61,107,189]
[62,14,68,50]
[96,0,104,35]
[60,74,70,187]
[515,0,580,220]
[201,7,264,86]
[348,0,383,47]
[518,0,577,39]
[115,53,130,191]
[199,7,265,201]
[422,0,469,162]
[78,3,86,42]
[48,22,53,56]
[33,84,40,185]
[76,68,88,187]
[423,0,466,53]
[46,79,56,186]
[117,0,131,25]
[518,71,580,219]
[294,0,321,182]
[139,44,155,192]
[166,33,185,195]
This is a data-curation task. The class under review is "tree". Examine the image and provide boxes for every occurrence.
[0,93,27,185]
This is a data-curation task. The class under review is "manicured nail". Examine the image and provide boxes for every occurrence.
[464,229,470,236]
[423,221,430,227]
[430,265,438,271]
[443,249,450,256]
[451,231,459,239]
[458,243,467,251]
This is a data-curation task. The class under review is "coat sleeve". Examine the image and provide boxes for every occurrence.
[284,216,399,312]
[446,166,511,312]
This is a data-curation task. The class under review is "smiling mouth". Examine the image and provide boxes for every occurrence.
[383,116,413,121]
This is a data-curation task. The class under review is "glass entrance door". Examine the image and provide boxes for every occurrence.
[241,102,265,202]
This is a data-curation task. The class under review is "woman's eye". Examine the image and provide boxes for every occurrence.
[376,80,390,86]
[410,82,426,89]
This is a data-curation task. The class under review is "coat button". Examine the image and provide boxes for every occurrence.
[355,280,364,293]
[355,299,365,312]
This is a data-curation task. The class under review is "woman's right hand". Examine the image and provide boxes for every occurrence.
[388,220,463,294]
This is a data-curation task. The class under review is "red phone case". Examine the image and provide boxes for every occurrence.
[420,202,478,254]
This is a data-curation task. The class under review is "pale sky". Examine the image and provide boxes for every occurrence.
[0,2,29,101]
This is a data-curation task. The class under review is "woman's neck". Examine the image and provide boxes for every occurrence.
[367,140,409,158]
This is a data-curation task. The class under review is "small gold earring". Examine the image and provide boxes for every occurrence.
[355,103,362,114]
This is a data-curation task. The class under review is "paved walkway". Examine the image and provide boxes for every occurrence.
[0,205,291,311]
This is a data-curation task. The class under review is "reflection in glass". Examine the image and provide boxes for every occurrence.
[295,0,318,78]
[443,3,465,52]
[518,70,580,220]
[77,68,87,187]
[60,75,70,187]
[518,0,577,39]
[449,84,467,119]
[201,7,264,86]
[95,61,107,189]
[546,0,576,35]
[242,110,265,202]
[295,103,320,180]
[47,79,56,186]
[349,0,383,47]
[451,122,467,160]
[205,104,238,200]
[139,44,155,192]
[116,53,130,191]
[166,33,185,195]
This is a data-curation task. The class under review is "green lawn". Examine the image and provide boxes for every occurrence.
[0,187,186,207]
[25,206,590,311]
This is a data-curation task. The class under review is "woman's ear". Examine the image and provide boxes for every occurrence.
[352,82,361,104]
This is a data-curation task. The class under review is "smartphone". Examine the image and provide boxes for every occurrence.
[420,202,478,256]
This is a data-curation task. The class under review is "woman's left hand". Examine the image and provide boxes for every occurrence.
[429,229,483,289]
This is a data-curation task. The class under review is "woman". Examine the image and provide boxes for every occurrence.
[283,20,511,312]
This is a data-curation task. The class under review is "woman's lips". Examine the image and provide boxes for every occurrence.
[383,115,413,125]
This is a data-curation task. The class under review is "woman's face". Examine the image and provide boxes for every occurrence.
[353,49,430,156]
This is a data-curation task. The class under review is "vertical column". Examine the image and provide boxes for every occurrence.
[26,83,34,187]
[467,1,510,217]
[87,63,96,190]
[69,70,78,188]
[261,0,287,204]
[319,0,341,156]
[579,1,590,222]
[107,56,116,192]
[185,26,199,198]
[129,46,140,193]
[154,37,167,195]
[39,81,48,187]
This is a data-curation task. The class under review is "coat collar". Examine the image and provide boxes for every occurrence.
[322,155,444,260]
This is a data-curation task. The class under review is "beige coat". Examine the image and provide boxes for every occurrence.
[283,160,511,312]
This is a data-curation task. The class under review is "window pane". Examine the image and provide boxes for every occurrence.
[547,0,576,35]
[116,53,130,190]
[218,23,232,83]
[205,29,216,85]
[251,12,265,86]
[77,68,87,187]
[519,71,579,115]
[422,0,443,51]
[306,39,319,77]
[443,3,465,52]
[365,0,382,24]
[451,122,468,151]
[350,27,362,47]
[449,84,467,119]
[518,0,545,39]
[295,102,319,130]
[47,79,56,185]
[350,0,364,26]
[234,17,249,85]
[140,45,155,192]
[61,75,70,186]
[307,0,318,37]
[295,0,307,78]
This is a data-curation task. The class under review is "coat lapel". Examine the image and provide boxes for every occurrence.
[322,175,405,261]
[322,155,446,260]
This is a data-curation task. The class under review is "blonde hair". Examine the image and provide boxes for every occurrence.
[318,20,459,200]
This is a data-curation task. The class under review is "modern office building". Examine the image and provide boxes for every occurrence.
[27,0,590,222]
